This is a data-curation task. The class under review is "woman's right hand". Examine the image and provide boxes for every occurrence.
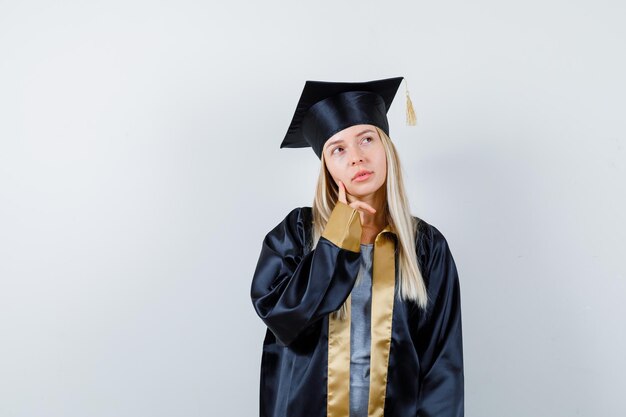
[337,180,376,217]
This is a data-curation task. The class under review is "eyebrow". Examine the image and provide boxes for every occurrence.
[324,128,376,150]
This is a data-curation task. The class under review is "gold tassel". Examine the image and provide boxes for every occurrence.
[405,78,417,126]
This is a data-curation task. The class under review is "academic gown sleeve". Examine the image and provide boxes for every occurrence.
[416,224,464,417]
[250,202,362,347]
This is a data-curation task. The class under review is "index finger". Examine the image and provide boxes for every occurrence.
[337,180,347,204]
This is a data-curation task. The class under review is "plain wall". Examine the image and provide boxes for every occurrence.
[1,1,624,416]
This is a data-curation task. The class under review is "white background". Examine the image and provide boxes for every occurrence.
[1,1,624,416]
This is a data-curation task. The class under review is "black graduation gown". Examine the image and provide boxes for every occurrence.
[250,201,464,417]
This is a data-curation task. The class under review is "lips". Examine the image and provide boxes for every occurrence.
[352,169,373,181]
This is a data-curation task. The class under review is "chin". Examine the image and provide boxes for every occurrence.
[350,182,383,196]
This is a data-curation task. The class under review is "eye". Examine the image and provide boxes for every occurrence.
[331,146,344,155]
[362,136,373,144]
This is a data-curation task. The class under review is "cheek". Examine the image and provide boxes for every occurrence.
[374,148,387,172]
[324,159,335,174]
[378,152,386,169]
[326,161,345,183]
[375,156,387,184]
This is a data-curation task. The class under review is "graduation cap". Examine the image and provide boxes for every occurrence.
[280,76,416,159]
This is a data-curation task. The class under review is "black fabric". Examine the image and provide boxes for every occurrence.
[280,77,404,159]
[250,207,464,417]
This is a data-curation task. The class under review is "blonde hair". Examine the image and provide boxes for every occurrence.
[309,126,428,320]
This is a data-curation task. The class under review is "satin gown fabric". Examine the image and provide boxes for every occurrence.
[250,206,464,417]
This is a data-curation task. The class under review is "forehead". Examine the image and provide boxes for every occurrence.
[324,124,377,148]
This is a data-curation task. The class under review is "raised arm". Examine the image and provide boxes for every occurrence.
[416,224,464,417]
[250,202,362,346]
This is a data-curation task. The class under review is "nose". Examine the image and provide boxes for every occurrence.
[350,149,365,165]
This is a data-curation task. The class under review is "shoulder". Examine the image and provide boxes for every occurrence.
[412,214,451,249]
[269,206,308,232]
[264,206,313,249]
[411,215,456,278]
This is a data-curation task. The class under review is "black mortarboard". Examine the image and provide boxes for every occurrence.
[280,76,416,159]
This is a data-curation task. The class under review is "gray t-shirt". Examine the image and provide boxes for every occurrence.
[350,243,374,417]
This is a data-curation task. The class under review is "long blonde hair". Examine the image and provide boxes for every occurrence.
[309,126,428,320]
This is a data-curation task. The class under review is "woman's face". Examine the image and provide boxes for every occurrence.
[322,124,387,199]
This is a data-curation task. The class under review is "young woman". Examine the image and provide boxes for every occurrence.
[250,77,464,417]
